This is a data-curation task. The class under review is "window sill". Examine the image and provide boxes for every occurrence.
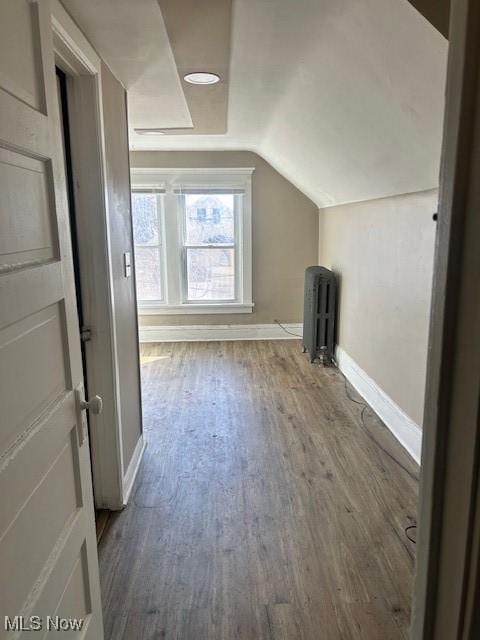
[137,302,255,316]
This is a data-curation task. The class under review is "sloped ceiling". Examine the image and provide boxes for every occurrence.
[156,0,232,134]
[61,0,192,129]
[62,0,448,208]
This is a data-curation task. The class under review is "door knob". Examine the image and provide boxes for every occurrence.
[80,395,103,415]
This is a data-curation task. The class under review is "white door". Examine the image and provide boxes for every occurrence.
[0,0,104,637]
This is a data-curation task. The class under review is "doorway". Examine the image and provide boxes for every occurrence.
[52,4,131,513]
[56,67,88,422]
[56,66,110,539]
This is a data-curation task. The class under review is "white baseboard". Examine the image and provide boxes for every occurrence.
[336,346,422,465]
[139,323,303,343]
[122,434,145,506]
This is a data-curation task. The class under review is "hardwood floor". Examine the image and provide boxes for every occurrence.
[96,510,110,544]
[99,340,418,640]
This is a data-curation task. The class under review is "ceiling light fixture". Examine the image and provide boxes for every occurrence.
[183,72,220,85]
[134,128,165,135]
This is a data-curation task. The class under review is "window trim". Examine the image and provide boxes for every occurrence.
[131,168,254,315]
[136,302,255,315]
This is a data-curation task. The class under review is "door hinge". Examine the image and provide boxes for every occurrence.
[75,383,103,447]
[80,326,92,342]
[75,383,89,446]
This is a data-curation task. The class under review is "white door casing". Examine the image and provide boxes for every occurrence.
[52,0,142,511]
[0,0,103,636]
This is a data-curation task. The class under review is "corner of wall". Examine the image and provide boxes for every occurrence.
[317,207,325,264]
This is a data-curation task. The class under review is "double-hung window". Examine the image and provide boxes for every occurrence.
[182,192,236,302]
[131,189,165,303]
[131,168,254,314]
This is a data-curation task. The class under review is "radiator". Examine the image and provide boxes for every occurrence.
[303,266,337,364]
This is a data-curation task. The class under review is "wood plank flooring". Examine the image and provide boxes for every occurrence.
[99,340,418,640]
[96,510,110,544]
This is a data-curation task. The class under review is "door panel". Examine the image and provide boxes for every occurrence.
[55,546,93,632]
[0,303,68,452]
[0,1,103,637]
[0,428,80,616]
[0,0,45,111]
[0,148,58,271]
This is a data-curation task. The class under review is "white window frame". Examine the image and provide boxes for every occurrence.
[131,168,254,315]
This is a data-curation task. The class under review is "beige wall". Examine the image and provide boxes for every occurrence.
[102,64,142,470]
[130,151,318,326]
[319,190,437,426]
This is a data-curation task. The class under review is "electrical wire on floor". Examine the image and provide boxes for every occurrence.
[404,525,417,544]
[273,320,418,545]
[331,360,419,483]
[273,319,303,338]
[330,357,419,545]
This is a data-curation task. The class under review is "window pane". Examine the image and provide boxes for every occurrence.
[135,246,162,301]
[184,194,234,244]
[132,193,159,245]
[186,248,235,300]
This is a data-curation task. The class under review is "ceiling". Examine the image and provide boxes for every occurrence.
[61,0,448,208]
[61,0,191,129]
[408,0,450,37]
[156,0,232,134]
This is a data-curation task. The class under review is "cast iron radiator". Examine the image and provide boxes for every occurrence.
[303,266,337,364]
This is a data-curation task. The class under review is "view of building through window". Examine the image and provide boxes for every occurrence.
[184,194,235,301]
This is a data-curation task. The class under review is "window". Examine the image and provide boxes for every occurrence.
[131,168,254,314]
[131,191,164,302]
[184,193,235,301]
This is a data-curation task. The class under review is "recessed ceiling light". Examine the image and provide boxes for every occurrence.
[135,128,165,135]
[183,72,220,85]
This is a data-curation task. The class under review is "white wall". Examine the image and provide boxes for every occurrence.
[319,189,437,427]
[101,64,143,472]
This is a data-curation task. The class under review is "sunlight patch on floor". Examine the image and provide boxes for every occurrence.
[140,354,171,365]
